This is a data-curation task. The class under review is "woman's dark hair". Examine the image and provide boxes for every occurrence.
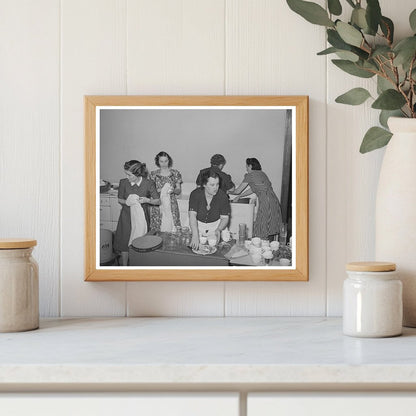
[200,169,220,187]
[246,157,262,171]
[124,160,148,178]
[155,151,173,168]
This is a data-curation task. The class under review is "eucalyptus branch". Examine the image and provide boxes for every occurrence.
[286,0,416,151]
[408,56,416,117]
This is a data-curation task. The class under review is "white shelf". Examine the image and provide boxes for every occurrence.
[1,317,416,388]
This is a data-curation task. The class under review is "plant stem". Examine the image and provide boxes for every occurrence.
[408,56,416,117]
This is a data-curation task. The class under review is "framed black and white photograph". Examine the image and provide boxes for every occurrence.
[85,96,308,281]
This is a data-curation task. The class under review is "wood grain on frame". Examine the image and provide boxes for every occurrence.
[85,96,308,281]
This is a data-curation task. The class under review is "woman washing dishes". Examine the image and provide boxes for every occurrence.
[149,151,182,232]
[231,158,283,241]
[188,171,231,250]
[114,160,160,266]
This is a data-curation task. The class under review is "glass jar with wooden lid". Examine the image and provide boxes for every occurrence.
[0,239,39,332]
[343,261,402,338]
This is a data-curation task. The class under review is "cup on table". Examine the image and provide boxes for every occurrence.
[251,253,262,264]
[280,258,290,266]
[249,246,262,255]
[270,241,279,251]
[262,250,274,266]
[244,240,251,250]
[251,237,261,248]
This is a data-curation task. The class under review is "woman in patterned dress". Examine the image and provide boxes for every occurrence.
[149,151,183,232]
[113,160,160,266]
[232,158,283,240]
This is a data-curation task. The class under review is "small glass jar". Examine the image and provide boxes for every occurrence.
[0,239,39,332]
[343,261,402,338]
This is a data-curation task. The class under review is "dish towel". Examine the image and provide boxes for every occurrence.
[126,194,147,246]
[197,219,220,239]
[160,182,174,232]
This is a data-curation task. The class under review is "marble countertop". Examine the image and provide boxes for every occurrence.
[1,317,416,389]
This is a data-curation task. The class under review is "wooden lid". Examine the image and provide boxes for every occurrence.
[346,261,396,272]
[0,239,37,249]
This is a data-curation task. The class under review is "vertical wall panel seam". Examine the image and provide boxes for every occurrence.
[59,0,63,317]
[224,0,227,96]
[125,0,129,316]
[324,7,329,317]
[223,0,228,316]
[125,0,129,95]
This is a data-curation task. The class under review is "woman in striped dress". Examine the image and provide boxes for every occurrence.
[232,158,283,240]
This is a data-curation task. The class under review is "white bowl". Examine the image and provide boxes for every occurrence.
[251,253,262,264]
[251,237,261,247]
[249,246,262,255]
[280,258,290,266]
[270,241,279,251]
[262,250,273,259]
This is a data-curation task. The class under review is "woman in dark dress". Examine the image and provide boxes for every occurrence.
[114,160,160,266]
[232,158,283,240]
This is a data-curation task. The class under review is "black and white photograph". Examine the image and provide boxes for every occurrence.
[98,105,294,269]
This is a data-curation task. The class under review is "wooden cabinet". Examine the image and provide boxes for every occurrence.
[247,393,416,416]
[99,193,121,232]
[0,393,239,416]
[100,193,255,237]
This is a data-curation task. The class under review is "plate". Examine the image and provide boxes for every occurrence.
[192,245,217,256]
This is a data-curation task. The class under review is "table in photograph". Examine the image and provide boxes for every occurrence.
[128,232,232,266]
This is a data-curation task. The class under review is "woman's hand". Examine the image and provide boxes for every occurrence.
[138,196,150,204]
[190,234,199,250]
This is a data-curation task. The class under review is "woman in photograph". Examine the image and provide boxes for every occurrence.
[149,151,183,232]
[114,160,160,266]
[232,157,283,240]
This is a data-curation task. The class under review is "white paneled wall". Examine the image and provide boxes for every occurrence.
[1,0,412,317]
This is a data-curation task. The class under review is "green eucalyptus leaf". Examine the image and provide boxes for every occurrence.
[351,7,368,32]
[328,0,342,16]
[377,75,393,94]
[360,127,392,153]
[366,0,382,35]
[336,21,363,47]
[317,46,359,61]
[317,46,338,55]
[286,0,334,27]
[327,28,348,48]
[380,16,394,44]
[372,89,406,110]
[410,9,416,32]
[371,46,392,58]
[379,110,402,129]
[362,59,379,71]
[327,29,369,59]
[393,37,416,71]
[332,59,375,78]
[335,87,371,105]
[335,50,359,61]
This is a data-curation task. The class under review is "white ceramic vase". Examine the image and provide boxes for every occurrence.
[375,117,416,327]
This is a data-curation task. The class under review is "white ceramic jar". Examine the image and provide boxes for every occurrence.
[0,239,39,332]
[343,262,402,338]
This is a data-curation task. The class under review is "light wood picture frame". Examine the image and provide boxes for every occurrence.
[85,95,308,281]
